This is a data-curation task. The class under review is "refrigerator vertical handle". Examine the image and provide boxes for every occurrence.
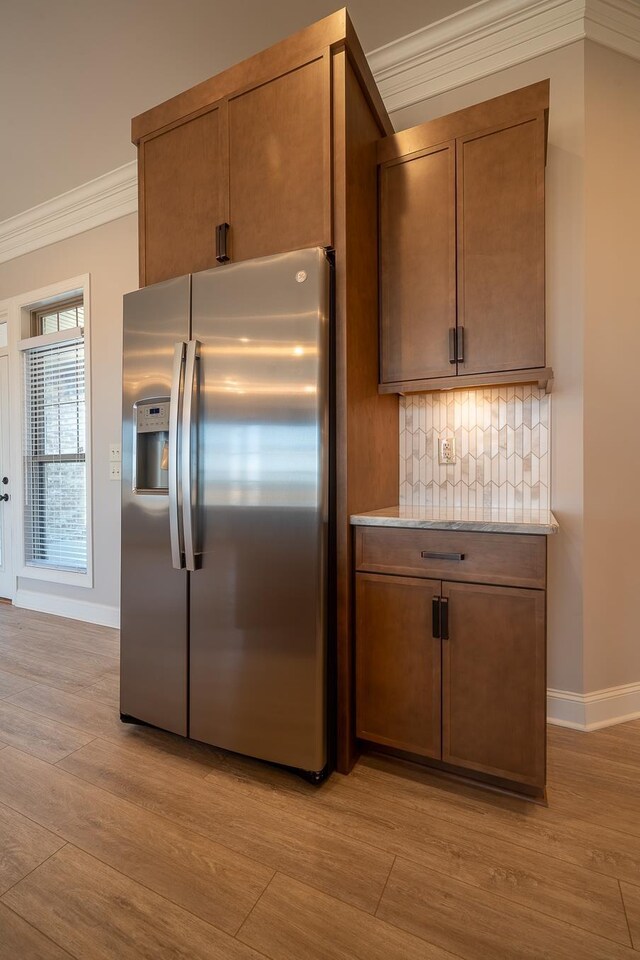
[182,339,200,572]
[169,342,186,570]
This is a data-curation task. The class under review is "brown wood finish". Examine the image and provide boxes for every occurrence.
[355,573,441,759]
[378,365,554,395]
[332,50,399,773]
[457,115,546,375]
[377,80,549,164]
[228,58,329,262]
[4,606,640,958]
[442,581,546,788]
[380,143,456,384]
[140,106,227,286]
[355,526,546,589]
[132,10,393,143]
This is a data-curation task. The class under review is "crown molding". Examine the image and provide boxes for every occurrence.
[1,0,638,265]
[0,161,137,266]
[369,0,640,114]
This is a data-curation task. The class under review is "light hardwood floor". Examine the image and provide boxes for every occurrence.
[0,603,639,959]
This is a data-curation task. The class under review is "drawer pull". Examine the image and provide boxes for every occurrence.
[421,551,465,562]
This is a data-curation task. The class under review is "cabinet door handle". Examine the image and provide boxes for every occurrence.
[448,328,456,364]
[456,326,465,363]
[421,551,465,562]
[215,222,230,263]
[441,597,449,640]
[432,597,441,639]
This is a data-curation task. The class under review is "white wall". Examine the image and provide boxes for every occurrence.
[0,214,138,625]
[583,42,640,693]
[392,43,587,695]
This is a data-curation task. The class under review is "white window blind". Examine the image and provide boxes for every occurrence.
[23,335,87,573]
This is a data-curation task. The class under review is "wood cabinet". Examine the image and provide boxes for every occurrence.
[141,107,228,286]
[131,11,399,774]
[356,573,441,759]
[442,581,546,788]
[378,81,552,395]
[354,525,547,795]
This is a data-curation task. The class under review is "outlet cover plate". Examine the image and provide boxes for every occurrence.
[438,437,456,465]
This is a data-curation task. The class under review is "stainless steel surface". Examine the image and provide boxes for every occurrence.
[121,275,190,736]
[189,247,330,772]
[181,340,200,573]
[169,342,185,570]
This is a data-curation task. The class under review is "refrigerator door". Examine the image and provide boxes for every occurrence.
[121,276,190,736]
[190,247,330,772]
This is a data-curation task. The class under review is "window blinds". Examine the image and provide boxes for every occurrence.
[23,336,87,573]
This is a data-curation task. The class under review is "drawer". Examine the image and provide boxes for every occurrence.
[354,526,546,589]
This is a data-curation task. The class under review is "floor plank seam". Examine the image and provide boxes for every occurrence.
[620,879,636,950]
[51,737,100,766]
[0,840,69,900]
[235,871,278,943]
[373,854,396,916]
[0,897,78,960]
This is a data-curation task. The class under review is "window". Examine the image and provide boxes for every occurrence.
[22,299,87,574]
[32,299,84,336]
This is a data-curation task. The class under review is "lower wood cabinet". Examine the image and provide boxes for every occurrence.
[356,574,441,759]
[354,526,547,794]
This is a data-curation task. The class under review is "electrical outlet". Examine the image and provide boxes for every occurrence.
[438,437,456,465]
[109,443,121,462]
[109,462,121,481]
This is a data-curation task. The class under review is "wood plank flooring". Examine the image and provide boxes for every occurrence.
[0,603,639,959]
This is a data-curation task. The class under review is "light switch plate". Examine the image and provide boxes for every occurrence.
[109,443,121,462]
[109,462,121,481]
[438,437,456,465]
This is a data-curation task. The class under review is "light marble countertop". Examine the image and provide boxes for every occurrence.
[350,505,559,536]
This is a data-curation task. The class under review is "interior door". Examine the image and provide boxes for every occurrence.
[228,58,330,262]
[380,143,456,384]
[356,572,442,759]
[141,104,228,286]
[442,580,546,787]
[0,355,14,600]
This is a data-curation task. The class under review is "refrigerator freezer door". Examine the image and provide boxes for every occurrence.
[190,248,330,772]
[121,276,190,736]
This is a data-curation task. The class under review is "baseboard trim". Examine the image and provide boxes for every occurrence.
[14,589,119,629]
[547,681,640,730]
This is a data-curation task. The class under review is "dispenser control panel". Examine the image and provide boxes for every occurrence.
[137,401,170,433]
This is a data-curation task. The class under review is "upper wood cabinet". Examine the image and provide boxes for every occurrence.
[380,143,456,383]
[378,81,551,395]
[141,106,228,286]
[228,59,330,263]
[131,11,400,775]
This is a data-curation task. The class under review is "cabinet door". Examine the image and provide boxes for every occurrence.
[356,573,441,759]
[442,581,546,787]
[457,115,545,375]
[380,143,456,384]
[141,106,228,285]
[228,58,330,263]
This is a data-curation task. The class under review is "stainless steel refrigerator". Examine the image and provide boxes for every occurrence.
[120,247,330,778]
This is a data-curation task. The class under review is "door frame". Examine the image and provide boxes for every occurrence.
[0,307,15,601]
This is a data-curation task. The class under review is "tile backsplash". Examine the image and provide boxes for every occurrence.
[400,385,550,510]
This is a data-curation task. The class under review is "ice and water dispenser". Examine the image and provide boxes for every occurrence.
[134,400,170,493]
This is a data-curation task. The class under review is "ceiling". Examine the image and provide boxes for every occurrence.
[0,0,472,222]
